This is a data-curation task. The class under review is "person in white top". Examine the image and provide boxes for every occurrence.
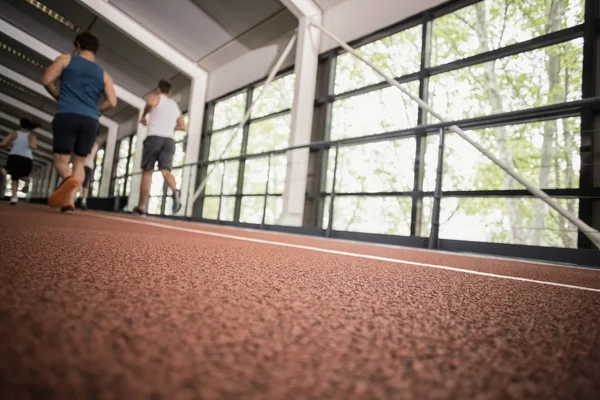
[79,141,99,210]
[0,118,38,205]
[134,79,186,215]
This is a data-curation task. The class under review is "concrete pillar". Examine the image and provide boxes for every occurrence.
[278,15,322,226]
[183,78,207,216]
[126,116,148,211]
[100,124,119,197]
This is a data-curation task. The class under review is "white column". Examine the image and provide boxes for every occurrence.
[126,114,147,211]
[278,13,322,226]
[99,124,119,197]
[182,78,207,216]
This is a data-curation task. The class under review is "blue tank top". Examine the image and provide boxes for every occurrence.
[56,55,104,119]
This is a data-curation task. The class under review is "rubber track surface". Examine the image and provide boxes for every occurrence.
[1,204,599,400]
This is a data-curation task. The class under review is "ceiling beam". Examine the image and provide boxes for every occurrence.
[77,0,207,79]
[279,0,321,18]
[0,18,145,109]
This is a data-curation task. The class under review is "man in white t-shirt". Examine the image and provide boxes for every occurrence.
[134,79,186,215]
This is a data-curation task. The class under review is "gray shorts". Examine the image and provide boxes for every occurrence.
[141,136,176,171]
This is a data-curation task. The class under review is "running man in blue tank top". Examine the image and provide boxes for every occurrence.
[42,32,117,214]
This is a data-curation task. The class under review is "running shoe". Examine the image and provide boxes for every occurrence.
[60,204,75,215]
[172,189,182,214]
[10,195,17,205]
[48,176,80,208]
[133,206,145,216]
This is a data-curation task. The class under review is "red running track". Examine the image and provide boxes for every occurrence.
[1,204,599,399]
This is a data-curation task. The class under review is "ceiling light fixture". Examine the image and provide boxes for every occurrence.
[0,41,45,68]
[0,76,40,98]
[23,0,82,33]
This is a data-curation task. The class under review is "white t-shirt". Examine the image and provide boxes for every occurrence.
[147,94,181,139]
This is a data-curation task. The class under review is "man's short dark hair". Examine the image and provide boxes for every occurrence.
[158,79,172,94]
[20,118,39,131]
[74,32,99,54]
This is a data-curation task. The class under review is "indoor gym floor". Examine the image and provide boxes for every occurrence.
[1,204,599,399]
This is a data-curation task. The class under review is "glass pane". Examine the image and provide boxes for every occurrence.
[334,25,422,93]
[173,142,185,167]
[150,171,164,196]
[125,176,132,196]
[118,139,131,159]
[429,39,583,121]
[419,197,434,238]
[95,149,104,171]
[240,196,265,224]
[213,92,247,130]
[172,168,183,188]
[205,161,239,195]
[219,196,235,221]
[92,182,100,197]
[164,196,173,216]
[130,135,137,156]
[115,157,128,177]
[208,129,243,161]
[423,118,581,192]
[326,138,416,193]
[202,197,220,220]
[243,156,287,195]
[247,114,291,154]
[251,74,296,118]
[127,156,134,176]
[264,196,283,225]
[431,0,585,67]
[329,196,413,236]
[148,196,163,215]
[436,197,579,248]
[330,82,420,141]
[113,177,125,196]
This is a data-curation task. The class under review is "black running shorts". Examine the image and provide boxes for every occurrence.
[6,155,33,181]
[52,113,99,157]
[83,167,93,189]
[141,136,176,171]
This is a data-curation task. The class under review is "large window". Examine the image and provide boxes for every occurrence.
[319,0,587,248]
[112,135,136,197]
[195,0,595,250]
[202,73,294,224]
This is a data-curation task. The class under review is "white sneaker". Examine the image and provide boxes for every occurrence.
[10,196,17,205]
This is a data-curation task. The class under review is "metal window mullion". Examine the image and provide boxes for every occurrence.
[234,87,253,222]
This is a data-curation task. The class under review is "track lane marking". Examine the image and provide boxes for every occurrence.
[89,213,600,293]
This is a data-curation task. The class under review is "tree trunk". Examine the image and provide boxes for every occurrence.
[474,3,522,242]
[530,0,565,246]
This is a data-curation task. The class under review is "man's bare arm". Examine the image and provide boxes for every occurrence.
[42,55,69,100]
[99,72,117,112]
[140,95,159,125]
[0,131,17,148]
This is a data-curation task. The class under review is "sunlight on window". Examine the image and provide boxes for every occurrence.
[246,114,291,154]
[242,155,287,195]
[208,129,243,161]
[429,39,583,121]
[432,197,579,248]
[331,82,419,141]
[323,196,413,236]
[334,25,422,94]
[213,92,247,131]
[431,0,585,66]
[251,74,296,119]
[326,138,416,193]
[422,117,581,192]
